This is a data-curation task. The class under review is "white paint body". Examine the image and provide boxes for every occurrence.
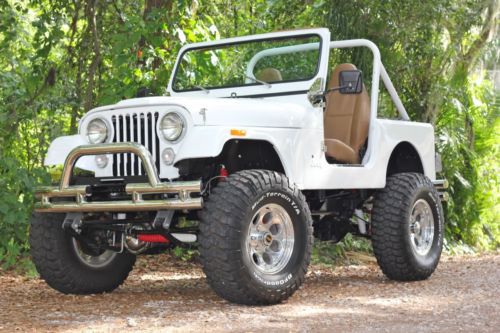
[45,28,436,190]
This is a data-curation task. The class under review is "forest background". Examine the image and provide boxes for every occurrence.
[0,0,498,270]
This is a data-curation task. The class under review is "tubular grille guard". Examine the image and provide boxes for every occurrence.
[34,142,202,212]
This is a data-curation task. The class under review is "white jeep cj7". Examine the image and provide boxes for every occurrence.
[30,28,448,305]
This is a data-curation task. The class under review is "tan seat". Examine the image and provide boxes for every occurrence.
[255,68,283,82]
[324,63,370,164]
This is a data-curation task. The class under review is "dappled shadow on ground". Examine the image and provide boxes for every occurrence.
[0,253,499,332]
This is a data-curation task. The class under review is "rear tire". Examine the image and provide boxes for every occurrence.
[371,173,444,281]
[30,213,136,294]
[199,170,313,305]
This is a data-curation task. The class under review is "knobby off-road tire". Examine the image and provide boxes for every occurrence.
[30,213,136,294]
[199,170,313,305]
[372,173,444,281]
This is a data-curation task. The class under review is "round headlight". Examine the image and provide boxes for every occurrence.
[160,112,184,141]
[86,118,108,144]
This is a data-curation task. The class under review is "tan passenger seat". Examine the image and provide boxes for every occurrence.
[255,68,283,82]
[324,63,370,164]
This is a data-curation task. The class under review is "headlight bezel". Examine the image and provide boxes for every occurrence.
[159,112,186,142]
[86,118,109,144]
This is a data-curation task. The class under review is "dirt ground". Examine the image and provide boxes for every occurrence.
[0,253,498,333]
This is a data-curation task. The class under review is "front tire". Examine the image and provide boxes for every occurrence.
[371,173,444,281]
[199,170,313,305]
[30,213,136,294]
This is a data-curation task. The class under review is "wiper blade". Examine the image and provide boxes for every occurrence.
[194,85,210,94]
[245,75,272,88]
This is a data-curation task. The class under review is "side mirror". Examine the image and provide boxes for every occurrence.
[307,77,325,106]
[339,70,363,94]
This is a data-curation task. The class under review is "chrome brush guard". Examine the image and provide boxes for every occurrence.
[34,143,202,212]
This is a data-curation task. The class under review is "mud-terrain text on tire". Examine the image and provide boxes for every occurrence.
[199,170,313,305]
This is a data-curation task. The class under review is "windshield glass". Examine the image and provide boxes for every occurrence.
[172,34,321,92]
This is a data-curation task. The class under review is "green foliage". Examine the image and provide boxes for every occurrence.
[171,247,199,262]
[436,74,499,249]
[312,235,373,266]
[0,0,498,270]
[444,238,477,256]
[0,154,48,271]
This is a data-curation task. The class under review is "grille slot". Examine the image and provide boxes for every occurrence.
[111,112,160,176]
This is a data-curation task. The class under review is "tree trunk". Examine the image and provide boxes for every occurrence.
[83,0,102,113]
[423,0,499,123]
[144,0,173,18]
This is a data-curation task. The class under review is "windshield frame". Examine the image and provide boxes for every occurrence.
[172,34,322,93]
[168,29,328,97]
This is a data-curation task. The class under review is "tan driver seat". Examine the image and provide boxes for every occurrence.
[256,68,283,82]
[324,63,370,164]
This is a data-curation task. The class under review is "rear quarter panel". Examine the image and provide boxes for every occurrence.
[297,119,436,189]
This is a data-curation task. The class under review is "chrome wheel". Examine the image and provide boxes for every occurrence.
[246,204,295,274]
[72,238,117,269]
[409,199,435,256]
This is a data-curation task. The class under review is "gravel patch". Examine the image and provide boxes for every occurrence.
[0,253,498,332]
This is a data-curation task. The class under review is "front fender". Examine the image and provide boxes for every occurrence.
[44,134,98,172]
[172,125,305,183]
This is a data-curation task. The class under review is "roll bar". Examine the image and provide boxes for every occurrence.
[245,39,410,121]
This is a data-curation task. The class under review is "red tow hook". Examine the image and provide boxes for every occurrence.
[137,234,169,243]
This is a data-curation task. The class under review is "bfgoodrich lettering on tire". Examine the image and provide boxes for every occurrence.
[199,170,313,305]
[371,173,444,281]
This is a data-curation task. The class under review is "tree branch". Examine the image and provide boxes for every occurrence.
[83,0,102,112]
[461,0,499,73]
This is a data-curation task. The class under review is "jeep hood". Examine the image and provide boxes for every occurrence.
[88,96,313,129]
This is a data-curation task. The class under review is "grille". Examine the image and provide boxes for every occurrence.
[111,112,160,177]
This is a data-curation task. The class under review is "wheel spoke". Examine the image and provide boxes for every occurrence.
[409,199,435,256]
[246,203,294,274]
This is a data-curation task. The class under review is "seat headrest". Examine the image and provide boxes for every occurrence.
[255,68,283,82]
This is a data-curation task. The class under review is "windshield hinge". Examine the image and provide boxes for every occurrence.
[321,141,327,152]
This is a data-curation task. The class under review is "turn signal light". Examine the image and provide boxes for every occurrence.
[230,129,247,136]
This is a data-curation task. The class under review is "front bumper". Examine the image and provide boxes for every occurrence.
[34,143,202,213]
